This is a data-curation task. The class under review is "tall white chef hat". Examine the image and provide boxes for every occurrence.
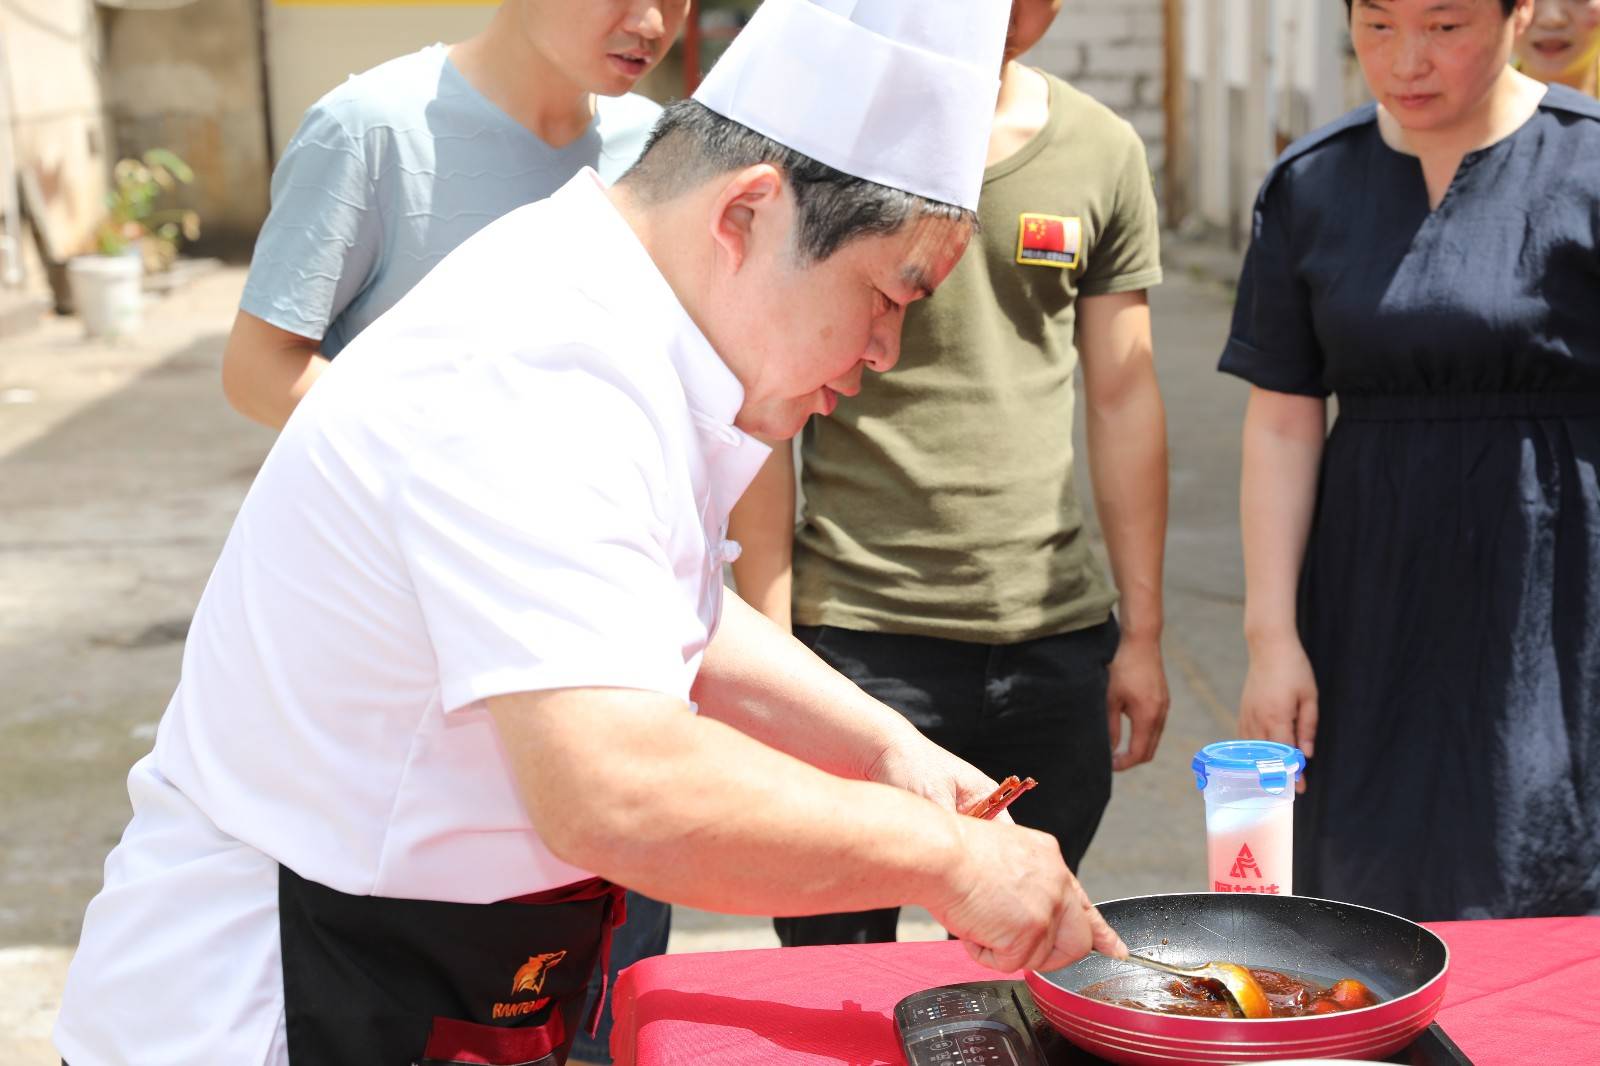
[692,0,1010,212]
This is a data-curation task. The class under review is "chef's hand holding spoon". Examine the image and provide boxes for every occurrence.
[932,814,1127,974]
[861,724,1125,972]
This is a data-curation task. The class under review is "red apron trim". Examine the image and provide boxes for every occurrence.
[507,877,619,907]
[422,1014,562,1064]
[506,878,629,1038]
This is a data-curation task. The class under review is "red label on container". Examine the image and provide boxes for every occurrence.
[1229,843,1263,879]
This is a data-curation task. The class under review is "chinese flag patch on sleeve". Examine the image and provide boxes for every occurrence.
[1016,213,1082,269]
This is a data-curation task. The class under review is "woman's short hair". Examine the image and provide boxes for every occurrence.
[618,99,974,264]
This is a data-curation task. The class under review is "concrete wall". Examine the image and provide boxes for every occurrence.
[0,0,109,263]
[1182,0,1359,243]
[102,0,274,255]
[1025,0,1168,180]
[263,0,496,161]
[45,0,1178,268]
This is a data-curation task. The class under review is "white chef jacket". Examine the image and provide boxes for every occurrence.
[56,170,770,1066]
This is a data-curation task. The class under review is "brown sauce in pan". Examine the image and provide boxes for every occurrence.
[1081,969,1381,1019]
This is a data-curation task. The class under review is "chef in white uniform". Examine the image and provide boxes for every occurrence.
[56,3,1126,1064]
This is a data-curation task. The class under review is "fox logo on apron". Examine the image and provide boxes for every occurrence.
[512,950,567,996]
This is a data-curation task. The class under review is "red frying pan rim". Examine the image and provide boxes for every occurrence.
[1027,892,1452,1026]
[1028,1021,1442,1064]
[1032,988,1445,1050]
[1026,1019,1432,1065]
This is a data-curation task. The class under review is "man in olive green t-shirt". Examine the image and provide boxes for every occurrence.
[730,0,1171,946]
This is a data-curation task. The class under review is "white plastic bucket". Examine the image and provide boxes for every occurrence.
[67,254,143,339]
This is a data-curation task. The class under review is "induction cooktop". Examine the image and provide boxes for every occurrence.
[893,980,1474,1066]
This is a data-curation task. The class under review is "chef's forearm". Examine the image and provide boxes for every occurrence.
[1240,387,1326,649]
[488,686,965,917]
[692,593,918,780]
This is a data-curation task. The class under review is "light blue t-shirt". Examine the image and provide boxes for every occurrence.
[240,44,661,357]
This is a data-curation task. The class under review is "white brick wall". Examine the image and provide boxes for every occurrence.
[1023,0,1168,178]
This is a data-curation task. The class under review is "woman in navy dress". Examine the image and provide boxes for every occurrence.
[1222,0,1600,920]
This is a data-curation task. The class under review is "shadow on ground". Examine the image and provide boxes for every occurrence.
[0,332,272,947]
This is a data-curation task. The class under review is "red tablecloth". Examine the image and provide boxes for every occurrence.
[610,917,1600,1066]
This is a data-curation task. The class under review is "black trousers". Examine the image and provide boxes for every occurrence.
[774,619,1119,947]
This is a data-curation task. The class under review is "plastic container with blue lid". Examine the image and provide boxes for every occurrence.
[1192,741,1306,895]
[1192,740,1306,794]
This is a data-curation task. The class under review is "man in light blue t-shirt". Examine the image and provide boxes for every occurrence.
[222,1,682,431]
[219,4,688,1064]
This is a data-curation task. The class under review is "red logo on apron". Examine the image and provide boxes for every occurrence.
[1229,844,1263,880]
[511,950,567,996]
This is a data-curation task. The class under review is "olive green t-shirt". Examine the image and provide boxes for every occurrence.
[793,73,1163,644]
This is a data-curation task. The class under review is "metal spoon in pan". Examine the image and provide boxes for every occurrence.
[960,783,1267,1018]
[958,779,1271,1018]
[1100,951,1274,1019]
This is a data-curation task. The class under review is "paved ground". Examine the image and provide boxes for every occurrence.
[0,254,1247,1062]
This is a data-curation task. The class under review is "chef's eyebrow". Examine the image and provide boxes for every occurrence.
[901,267,935,299]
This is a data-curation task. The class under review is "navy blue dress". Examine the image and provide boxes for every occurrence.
[1220,86,1600,922]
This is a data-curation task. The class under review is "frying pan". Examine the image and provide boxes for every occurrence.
[1024,893,1449,1065]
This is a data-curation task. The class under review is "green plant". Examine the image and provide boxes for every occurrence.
[96,148,201,266]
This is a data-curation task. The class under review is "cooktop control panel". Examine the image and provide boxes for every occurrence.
[894,981,1062,1066]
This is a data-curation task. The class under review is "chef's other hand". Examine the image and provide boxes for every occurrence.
[933,817,1126,974]
[1238,632,1318,793]
[865,726,1014,824]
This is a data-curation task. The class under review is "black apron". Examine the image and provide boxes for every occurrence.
[278,865,627,1065]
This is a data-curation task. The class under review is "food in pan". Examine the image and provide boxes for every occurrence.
[1081,968,1380,1019]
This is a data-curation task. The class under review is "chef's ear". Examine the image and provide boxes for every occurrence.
[708,164,785,274]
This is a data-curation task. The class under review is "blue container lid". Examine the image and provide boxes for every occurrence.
[1192,740,1306,794]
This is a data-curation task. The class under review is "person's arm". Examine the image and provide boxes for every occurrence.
[1237,386,1325,760]
[221,311,330,430]
[727,442,796,630]
[1078,289,1170,771]
[228,100,378,430]
[695,593,992,806]
[488,682,1126,973]
[421,369,1126,972]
